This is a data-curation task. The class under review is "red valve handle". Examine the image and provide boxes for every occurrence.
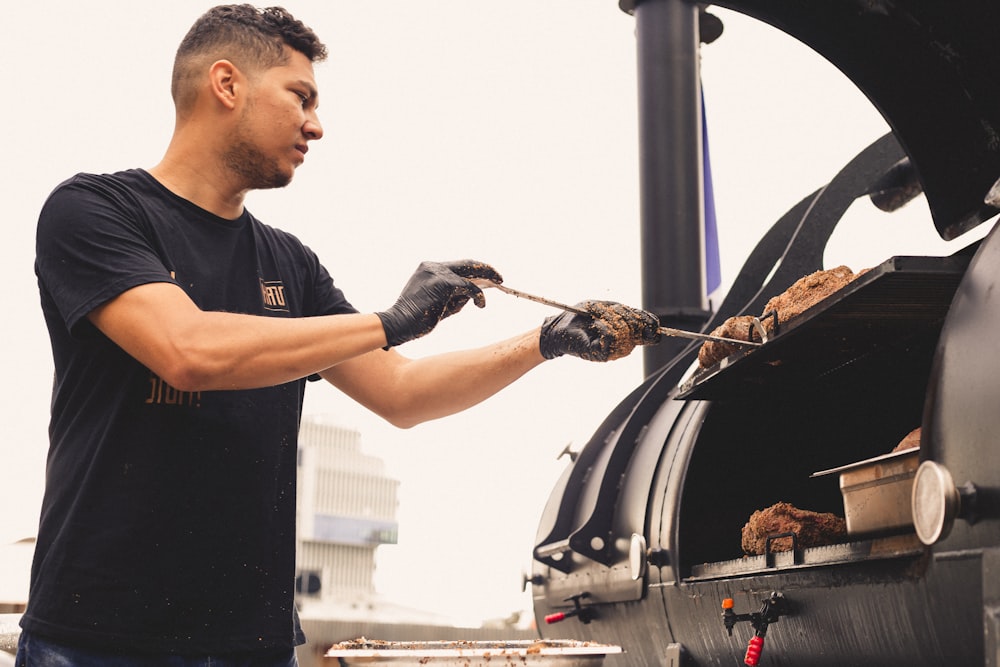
[744,635,764,666]
[545,612,567,624]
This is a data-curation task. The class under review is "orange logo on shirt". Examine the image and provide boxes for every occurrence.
[260,279,289,312]
[146,372,201,407]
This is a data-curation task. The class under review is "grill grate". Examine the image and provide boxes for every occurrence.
[678,255,971,401]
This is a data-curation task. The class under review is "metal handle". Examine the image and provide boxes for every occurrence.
[473,280,761,347]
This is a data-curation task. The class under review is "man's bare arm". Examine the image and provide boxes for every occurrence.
[88,281,388,391]
[321,329,545,429]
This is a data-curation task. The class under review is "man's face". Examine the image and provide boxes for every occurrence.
[223,48,323,190]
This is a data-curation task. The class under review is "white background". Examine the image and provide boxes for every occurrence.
[0,1,987,624]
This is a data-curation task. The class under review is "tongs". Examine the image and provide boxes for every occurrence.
[474,280,762,348]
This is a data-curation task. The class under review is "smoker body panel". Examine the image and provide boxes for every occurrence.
[536,524,989,666]
[655,552,985,666]
[925,221,1000,554]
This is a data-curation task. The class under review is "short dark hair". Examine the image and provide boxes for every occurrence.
[171,4,327,111]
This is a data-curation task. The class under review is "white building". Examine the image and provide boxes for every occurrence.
[295,417,399,609]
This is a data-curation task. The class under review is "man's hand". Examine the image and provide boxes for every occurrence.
[377,260,503,348]
[539,301,661,361]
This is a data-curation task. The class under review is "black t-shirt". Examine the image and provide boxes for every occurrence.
[24,169,357,654]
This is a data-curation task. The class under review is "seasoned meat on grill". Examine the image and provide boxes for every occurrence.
[697,265,861,369]
[697,315,757,369]
[761,265,856,333]
[741,501,847,555]
[891,427,921,453]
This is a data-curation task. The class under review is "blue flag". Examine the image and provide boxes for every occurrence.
[702,88,722,310]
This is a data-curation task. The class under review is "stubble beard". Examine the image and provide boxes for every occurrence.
[223,112,293,190]
[223,140,292,190]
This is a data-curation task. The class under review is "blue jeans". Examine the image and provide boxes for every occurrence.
[15,632,298,667]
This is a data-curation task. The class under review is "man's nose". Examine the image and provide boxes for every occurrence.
[304,113,323,141]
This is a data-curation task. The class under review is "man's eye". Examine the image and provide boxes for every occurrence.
[295,92,309,107]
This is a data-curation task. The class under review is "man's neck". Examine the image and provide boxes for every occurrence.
[148,153,247,220]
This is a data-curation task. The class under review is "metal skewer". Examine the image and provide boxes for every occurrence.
[473,280,762,348]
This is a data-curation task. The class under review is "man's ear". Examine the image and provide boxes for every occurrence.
[208,60,240,110]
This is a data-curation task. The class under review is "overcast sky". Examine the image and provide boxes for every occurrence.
[1,1,986,623]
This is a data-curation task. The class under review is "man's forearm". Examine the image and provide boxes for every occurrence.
[323,328,546,429]
[89,281,391,392]
[167,309,390,391]
[384,329,545,426]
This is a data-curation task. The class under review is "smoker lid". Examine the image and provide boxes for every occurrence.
[620,0,1000,240]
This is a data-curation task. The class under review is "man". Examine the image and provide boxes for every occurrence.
[18,5,660,665]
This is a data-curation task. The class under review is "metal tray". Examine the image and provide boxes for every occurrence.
[677,255,970,401]
[325,639,623,666]
[812,449,920,535]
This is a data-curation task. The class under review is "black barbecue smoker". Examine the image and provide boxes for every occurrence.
[530,1,1000,666]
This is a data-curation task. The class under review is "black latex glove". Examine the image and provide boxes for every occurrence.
[376,260,503,348]
[539,300,661,361]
